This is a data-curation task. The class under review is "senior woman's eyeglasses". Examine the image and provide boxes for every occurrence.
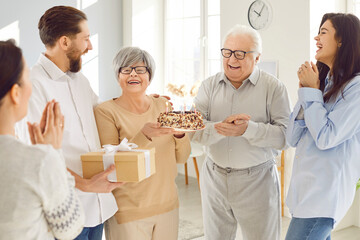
[221,48,256,60]
[119,66,148,74]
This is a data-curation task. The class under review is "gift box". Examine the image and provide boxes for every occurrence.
[81,146,156,182]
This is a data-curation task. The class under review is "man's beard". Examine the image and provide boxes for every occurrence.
[66,47,88,72]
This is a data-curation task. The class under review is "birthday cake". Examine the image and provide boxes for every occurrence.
[158,111,205,130]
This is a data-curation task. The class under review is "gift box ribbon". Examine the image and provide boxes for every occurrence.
[102,138,151,182]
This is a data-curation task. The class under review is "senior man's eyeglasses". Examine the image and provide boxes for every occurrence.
[119,66,148,74]
[221,48,256,60]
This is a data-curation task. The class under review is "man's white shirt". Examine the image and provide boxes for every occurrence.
[26,53,118,227]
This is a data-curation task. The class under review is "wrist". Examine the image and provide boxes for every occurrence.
[77,179,89,192]
[141,129,152,141]
[72,172,90,192]
[310,84,320,89]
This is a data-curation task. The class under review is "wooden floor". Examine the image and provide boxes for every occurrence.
[177,174,360,240]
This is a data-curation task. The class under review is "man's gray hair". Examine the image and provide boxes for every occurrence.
[113,46,156,81]
[222,24,262,54]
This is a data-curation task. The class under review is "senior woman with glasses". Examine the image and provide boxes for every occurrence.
[94,46,191,240]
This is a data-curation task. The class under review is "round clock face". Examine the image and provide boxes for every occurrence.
[248,0,271,30]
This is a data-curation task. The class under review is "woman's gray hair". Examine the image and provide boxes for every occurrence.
[222,24,262,54]
[113,46,156,81]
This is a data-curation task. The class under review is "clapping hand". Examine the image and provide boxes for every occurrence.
[214,113,251,137]
[223,113,251,124]
[297,61,320,89]
[27,100,64,149]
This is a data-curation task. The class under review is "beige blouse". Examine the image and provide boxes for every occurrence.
[94,96,191,224]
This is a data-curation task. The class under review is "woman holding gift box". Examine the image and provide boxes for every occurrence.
[0,40,84,239]
[94,46,191,240]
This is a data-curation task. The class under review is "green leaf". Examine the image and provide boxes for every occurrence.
[357,179,360,191]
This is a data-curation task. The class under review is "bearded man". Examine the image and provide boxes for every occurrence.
[27,6,123,240]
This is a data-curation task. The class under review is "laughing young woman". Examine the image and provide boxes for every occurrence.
[285,13,360,240]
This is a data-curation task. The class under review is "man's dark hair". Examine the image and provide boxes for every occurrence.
[38,6,87,47]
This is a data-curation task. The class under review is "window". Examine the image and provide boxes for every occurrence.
[77,0,99,95]
[0,21,20,44]
[349,0,360,16]
[130,0,164,95]
[81,34,99,94]
[309,0,336,62]
[164,0,220,104]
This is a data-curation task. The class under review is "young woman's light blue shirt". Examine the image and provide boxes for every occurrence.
[286,74,360,224]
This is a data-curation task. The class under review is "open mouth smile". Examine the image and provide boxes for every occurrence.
[229,64,240,70]
[127,80,141,85]
[316,44,322,53]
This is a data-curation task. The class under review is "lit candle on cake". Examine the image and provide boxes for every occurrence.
[165,102,169,113]
[183,102,186,114]
[193,103,197,114]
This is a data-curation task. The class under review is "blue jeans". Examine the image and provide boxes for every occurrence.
[285,217,334,240]
[74,223,104,240]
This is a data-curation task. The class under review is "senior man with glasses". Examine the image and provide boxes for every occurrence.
[192,24,291,240]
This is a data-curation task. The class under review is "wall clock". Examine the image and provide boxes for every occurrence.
[248,0,272,30]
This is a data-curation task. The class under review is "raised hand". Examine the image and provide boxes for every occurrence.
[297,61,320,89]
[27,100,64,149]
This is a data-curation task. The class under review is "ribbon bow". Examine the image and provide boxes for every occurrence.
[103,138,138,154]
[102,138,151,182]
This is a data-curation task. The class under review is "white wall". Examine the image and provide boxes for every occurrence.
[0,0,123,101]
[335,190,360,231]
[93,0,124,100]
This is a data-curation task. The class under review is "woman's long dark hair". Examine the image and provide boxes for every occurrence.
[0,40,24,106]
[317,13,360,102]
